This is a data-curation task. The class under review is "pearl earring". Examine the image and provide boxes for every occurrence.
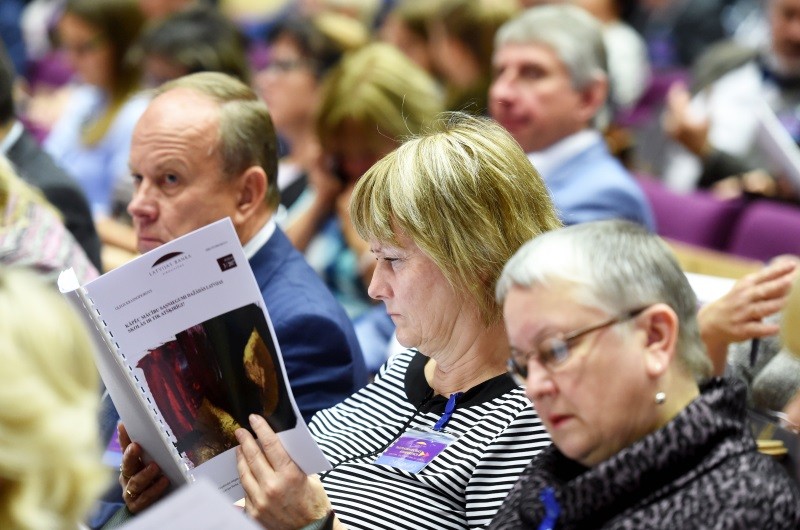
[655,392,666,405]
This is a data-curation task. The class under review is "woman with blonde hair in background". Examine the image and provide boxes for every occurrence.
[0,267,108,530]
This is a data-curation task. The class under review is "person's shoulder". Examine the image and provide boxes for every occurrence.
[491,390,547,433]
[310,351,413,423]
[260,244,345,315]
[562,139,625,174]
[564,144,642,195]
[691,40,758,93]
[43,85,98,143]
[68,84,102,105]
[59,84,106,118]
[107,91,150,137]
[9,130,73,185]
[253,231,324,291]
[707,450,800,526]
[558,150,655,228]
[253,231,361,350]
[700,446,799,501]
[119,91,151,116]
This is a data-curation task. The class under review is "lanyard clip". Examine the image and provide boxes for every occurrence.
[537,487,561,530]
[433,391,462,431]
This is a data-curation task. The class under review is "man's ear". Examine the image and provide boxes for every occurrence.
[640,303,679,379]
[576,74,608,126]
[232,166,267,224]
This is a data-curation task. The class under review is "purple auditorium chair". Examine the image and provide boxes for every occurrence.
[727,200,800,262]
[636,175,746,250]
[616,70,689,128]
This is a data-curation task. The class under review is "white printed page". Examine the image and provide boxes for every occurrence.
[78,218,329,500]
[120,479,263,530]
[60,268,187,492]
[755,100,800,193]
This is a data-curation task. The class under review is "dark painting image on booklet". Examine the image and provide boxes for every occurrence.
[137,303,297,468]
[59,218,330,501]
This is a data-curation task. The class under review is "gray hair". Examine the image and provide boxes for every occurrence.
[495,4,608,93]
[155,72,280,209]
[494,4,608,90]
[496,220,712,381]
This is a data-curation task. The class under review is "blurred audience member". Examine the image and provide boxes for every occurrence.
[379,0,443,78]
[44,0,147,219]
[707,259,800,417]
[429,0,519,114]
[698,256,799,375]
[136,5,251,88]
[662,0,800,199]
[628,0,727,72]
[0,40,102,270]
[18,1,75,139]
[286,43,443,372]
[137,0,198,20]
[0,155,98,284]
[573,0,651,112]
[0,267,108,530]
[489,4,655,229]
[492,219,800,529]
[255,13,366,213]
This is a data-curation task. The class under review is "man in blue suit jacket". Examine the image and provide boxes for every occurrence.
[90,72,366,526]
[489,4,655,231]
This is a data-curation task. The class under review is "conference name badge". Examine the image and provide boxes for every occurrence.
[373,428,456,473]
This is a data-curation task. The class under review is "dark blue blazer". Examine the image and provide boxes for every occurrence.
[251,226,366,423]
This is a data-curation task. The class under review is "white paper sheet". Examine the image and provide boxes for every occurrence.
[60,218,329,502]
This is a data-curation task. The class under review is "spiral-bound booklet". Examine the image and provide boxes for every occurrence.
[58,218,330,501]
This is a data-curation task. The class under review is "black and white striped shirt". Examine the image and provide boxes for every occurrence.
[310,350,552,530]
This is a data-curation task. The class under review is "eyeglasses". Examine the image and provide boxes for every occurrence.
[507,306,651,385]
[60,35,105,57]
[262,58,313,74]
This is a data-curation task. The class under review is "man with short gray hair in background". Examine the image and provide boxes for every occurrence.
[489,4,655,230]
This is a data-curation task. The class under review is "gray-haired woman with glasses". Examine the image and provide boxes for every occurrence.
[492,219,800,529]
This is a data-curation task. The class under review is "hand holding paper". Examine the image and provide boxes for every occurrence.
[235,414,333,530]
[118,423,169,514]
